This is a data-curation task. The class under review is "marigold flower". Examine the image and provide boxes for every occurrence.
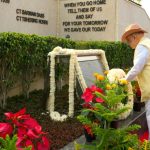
[93,73,99,78]
[106,84,112,90]
[111,84,117,88]
[119,79,128,85]
[104,70,109,75]
[97,75,104,81]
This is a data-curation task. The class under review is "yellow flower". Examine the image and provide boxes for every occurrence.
[106,84,112,90]
[119,79,128,85]
[97,75,104,81]
[93,73,99,78]
[104,70,109,75]
[112,83,117,88]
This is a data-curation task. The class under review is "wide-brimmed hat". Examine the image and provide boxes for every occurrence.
[121,23,147,42]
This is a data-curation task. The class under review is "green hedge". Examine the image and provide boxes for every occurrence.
[0,32,133,108]
[75,41,133,68]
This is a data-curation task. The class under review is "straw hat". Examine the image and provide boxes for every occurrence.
[121,23,147,42]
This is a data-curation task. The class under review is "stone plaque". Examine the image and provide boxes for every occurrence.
[59,0,116,41]
[77,56,104,87]
[0,0,56,35]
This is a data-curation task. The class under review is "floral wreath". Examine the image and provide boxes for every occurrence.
[47,47,133,121]
[47,47,109,121]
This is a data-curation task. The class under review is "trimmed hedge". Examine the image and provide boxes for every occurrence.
[75,41,133,68]
[0,32,133,107]
[0,32,133,71]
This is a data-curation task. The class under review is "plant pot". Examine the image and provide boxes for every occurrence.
[133,101,142,112]
[84,129,96,143]
[136,96,141,102]
[111,120,120,129]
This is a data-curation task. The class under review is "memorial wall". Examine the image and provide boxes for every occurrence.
[0,0,57,36]
[59,0,150,41]
[0,0,150,40]
[117,0,150,40]
[1,0,150,97]
[59,0,116,41]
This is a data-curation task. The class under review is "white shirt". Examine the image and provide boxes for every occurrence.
[126,45,150,81]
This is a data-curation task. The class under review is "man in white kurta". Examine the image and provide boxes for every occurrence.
[121,24,150,139]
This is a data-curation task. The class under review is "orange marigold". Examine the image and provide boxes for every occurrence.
[106,84,112,90]
[97,75,104,81]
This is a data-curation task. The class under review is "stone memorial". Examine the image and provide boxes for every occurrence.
[47,47,135,121]
[0,0,56,35]
[47,47,109,121]
[47,47,147,137]
[77,56,105,87]
[0,0,150,40]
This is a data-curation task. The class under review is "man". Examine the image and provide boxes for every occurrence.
[121,23,150,139]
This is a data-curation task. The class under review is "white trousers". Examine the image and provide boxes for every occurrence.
[145,100,150,139]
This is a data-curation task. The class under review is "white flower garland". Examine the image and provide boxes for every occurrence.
[47,47,110,121]
[47,47,76,121]
[68,52,75,117]
[107,69,133,120]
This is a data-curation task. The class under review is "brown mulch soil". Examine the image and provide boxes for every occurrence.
[0,90,84,150]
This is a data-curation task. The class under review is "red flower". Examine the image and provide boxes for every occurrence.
[0,123,13,138]
[82,85,104,103]
[96,98,104,103]
[37,136,51,150]
[17,117,47,148]
[136,88,141,97]
[91,85,104,94]
[82,103,92,109]
[25,139,34,150]
[84,125,93,136]
[139,131,148,142]
[22,118,46,136]
[16,127,29,147]
[1,108,50,150]
[22,118,40,129]
[81,88,94,103]
[27,129,39,139]
[4,108,30,125]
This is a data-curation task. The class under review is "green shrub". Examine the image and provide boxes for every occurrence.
[0,32,133,108]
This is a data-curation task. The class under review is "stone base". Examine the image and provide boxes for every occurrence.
[111,107,147,136]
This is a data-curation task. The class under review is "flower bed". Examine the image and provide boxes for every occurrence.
[0,90,83,150]
[76,71,149,150]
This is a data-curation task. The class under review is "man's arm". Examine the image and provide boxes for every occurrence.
[126,45,150,81]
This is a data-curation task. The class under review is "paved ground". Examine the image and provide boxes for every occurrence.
[60,135,86,150]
